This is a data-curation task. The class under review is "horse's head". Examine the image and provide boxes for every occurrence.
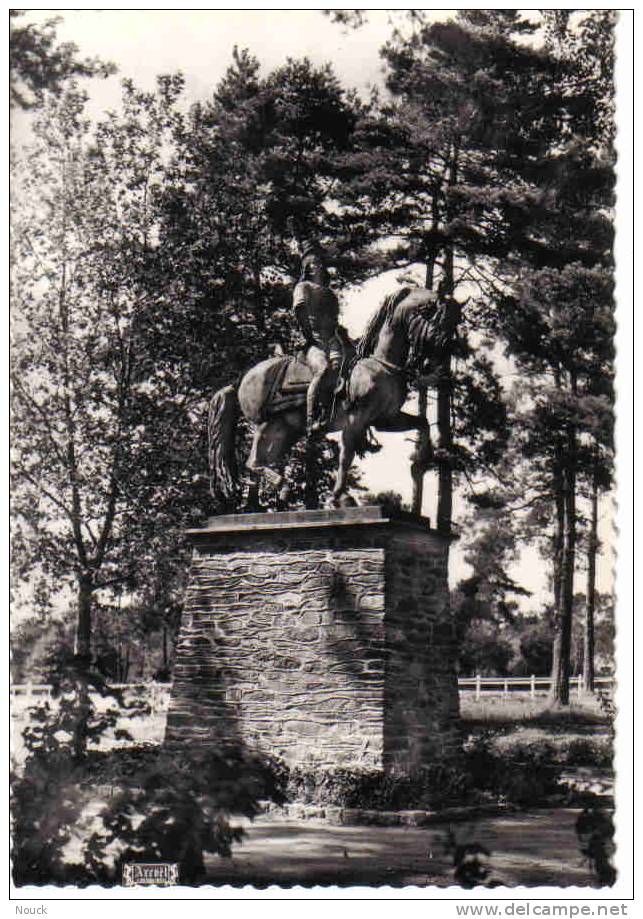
[404,292,464,371]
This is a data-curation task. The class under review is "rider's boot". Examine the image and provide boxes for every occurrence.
[307,384,328,436]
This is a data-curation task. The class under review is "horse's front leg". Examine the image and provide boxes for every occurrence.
[375,411,433,474]
[375,410,430,435]
[333,423,360,507]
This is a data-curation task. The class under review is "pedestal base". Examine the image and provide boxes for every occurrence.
[165,507,460,773]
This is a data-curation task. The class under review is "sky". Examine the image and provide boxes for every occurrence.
[12,9,453,125]
[11,9,619,606]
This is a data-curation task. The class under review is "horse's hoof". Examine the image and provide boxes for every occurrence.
[276,486,292,511]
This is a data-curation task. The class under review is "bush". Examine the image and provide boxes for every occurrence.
[83,743,288,885]
[286,762,472,810]
[282,738,568,812]
[11,655,287,887]
[462,733,564,807]
[491,733,613,769]
[558,737,613,768]
[11,652,144,886]
[576,807,617,886]
[11,748,96,886]
[14,735,288,886]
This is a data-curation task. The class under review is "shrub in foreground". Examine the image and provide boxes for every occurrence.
[491,734,613,769]
[11,655,287,887]
[286,762,472,810]
[13,738,287,887]
[83,743,287,885]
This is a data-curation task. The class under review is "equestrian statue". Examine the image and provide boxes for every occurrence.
[208,245,460,509]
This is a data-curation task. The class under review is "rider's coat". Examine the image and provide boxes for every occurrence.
[292,280,344,367]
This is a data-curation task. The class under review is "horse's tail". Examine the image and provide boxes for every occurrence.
[208,384,239,501]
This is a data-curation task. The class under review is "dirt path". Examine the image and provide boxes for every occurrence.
[205,808,601,888]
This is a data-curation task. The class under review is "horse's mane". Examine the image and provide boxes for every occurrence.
[356,287,412,359]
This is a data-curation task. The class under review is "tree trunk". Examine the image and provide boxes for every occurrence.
[412,383,428,515]
[411,212,439,515]
[583,466,599,693]
[75,573,93,662]
[123,644,130,683]
[73,573,94,759]
[435,142,459,536]
[552,470,565,616]
[550,427,577,706]
[550,461,565,697]
[436,237,454,535]
[436,355,453,535]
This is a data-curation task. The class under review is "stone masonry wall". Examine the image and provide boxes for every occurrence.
[165,513,460,773]
[384,530,461,771]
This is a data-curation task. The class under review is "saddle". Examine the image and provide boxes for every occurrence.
[261,353,350,421]
[261,355,312,418]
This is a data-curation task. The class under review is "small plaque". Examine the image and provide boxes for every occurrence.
[122,862,178,887]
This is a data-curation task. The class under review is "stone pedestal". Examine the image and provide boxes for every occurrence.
[165,507,460,773]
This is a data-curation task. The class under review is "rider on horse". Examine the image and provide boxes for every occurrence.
[293,244,352,435]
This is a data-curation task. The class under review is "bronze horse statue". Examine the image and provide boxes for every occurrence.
[208,286,459,508]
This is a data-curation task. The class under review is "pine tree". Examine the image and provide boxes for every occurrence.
[502,262,614,705]
[10,11,115,110]
[331,10,598,535]
[497,10,616,705]
[149,50,365,509]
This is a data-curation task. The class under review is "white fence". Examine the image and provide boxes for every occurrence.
[458,674,614,701]
[11,675,615,712]
[10,682,171,715]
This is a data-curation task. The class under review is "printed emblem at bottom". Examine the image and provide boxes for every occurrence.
[122,862,179,887]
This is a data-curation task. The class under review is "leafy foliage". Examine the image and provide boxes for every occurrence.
[515,619,554,676]
[11,650,144,885]
[12,653,286,886]
[11,75,208,677]
[462,733,564,806]
[286,763,471,811]
[10,11,115,110]
[458,623,514,677]
[83,744,287,886]
[575,807,616,886]
[284,736,569,811]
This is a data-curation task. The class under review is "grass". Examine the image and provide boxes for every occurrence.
[460,694,613,773]
[13,693,613,768]
[459,693,611,734]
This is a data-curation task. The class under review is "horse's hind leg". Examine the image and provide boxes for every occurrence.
[247,417,299,505]
[244,472,261,512]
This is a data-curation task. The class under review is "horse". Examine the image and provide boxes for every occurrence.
[208,286,459,509]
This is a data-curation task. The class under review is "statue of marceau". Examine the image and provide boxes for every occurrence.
[208,243,460,509]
